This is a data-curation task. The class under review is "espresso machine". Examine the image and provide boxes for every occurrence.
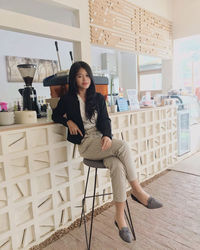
[17,64,41,118]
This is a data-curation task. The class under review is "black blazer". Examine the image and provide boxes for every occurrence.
[52,93,112,144]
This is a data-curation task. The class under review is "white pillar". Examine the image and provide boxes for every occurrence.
[162,59,173,94]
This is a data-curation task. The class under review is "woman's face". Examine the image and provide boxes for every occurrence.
[75,68,91,92]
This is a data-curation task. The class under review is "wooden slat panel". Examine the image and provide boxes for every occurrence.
[89,0,172,58]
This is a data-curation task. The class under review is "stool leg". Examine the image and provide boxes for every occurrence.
[88,168,98,250]
[125,200,136,240]
[80,167,91,227]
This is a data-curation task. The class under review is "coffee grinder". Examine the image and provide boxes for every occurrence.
[17,64,41,118]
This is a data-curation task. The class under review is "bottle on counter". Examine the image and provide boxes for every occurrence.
[47,103,52,121]
[7,102,13,112]
[41,96,47,112]
[42,96,46,105]
[17,101,21,111]
[37,96,41,113]
[13,101,18,111]
[41,98,44,111]
[119,87,124,98]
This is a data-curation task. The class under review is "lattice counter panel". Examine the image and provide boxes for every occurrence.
[0,124,113,250]
[110,106,178,181]
[0,106,177,249]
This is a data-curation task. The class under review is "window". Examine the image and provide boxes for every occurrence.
[140,73,162,91]
[138,55,162,95]
[174,35,200,94]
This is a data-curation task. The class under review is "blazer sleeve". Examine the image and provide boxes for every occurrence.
[52,96,69,127]
[98,94,112,139]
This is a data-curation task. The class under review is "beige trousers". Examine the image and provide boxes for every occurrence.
[78,127,137,202]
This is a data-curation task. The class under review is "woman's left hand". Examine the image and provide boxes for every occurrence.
[101,136,112,151]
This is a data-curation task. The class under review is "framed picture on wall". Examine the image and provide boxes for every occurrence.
[5,56,59,83]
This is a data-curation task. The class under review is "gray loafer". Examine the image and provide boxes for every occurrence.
[114,221,132,243]
[147,196,163,209]
[131,194,163,209]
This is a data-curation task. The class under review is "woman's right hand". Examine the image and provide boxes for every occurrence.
[67,120,83,136]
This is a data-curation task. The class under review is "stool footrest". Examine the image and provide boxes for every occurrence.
[85,193,112,199]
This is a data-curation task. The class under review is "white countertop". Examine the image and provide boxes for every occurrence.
[0,105,175,132]
[0,118,54,132]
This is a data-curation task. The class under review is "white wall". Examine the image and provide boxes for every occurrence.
[0,0,77,27]
[128,0,173,21]
[0,29,73,106]
[0,0,91,63]
[162,59,173,93]
[91,46,115,74]
[119,52,137,98]
[173,0,200,39]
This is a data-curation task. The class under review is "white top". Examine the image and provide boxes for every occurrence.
[77,94,97,130]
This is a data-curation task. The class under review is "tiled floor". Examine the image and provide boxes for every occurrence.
[42,153,200,250]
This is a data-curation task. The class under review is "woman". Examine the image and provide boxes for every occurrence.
[52,61,163,243]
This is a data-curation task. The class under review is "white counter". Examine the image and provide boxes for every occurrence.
[0,106,178,250]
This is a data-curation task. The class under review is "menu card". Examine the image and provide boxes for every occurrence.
[127,89,140,110]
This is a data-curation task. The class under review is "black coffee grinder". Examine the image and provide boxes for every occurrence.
[17,64,41,118]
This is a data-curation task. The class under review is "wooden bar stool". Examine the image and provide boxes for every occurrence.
[79,158,136,250]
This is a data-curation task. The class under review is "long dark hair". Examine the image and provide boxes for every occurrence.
[68,61,97,120]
